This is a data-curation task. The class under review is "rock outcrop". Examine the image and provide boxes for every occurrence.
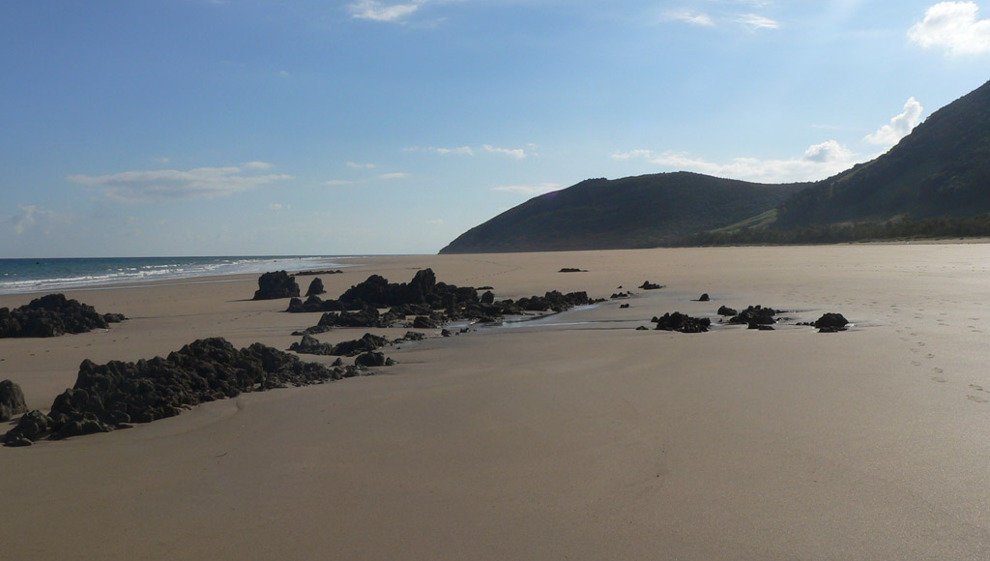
[253,271,300,300]
[652,312,711,333]
[0,380,27,422]
[305,277,326,297]
[0,294,125,338]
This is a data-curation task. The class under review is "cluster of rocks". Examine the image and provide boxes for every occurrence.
[652,312,711,333]
[725,305,780,329]
[639,281,663,290]
[289,331,415,359]
[286,269,599,331]
[253,271,300,300]
[1,337,389,447]
[0,294,126,338]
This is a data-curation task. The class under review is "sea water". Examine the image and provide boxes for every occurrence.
[0,255,353,295]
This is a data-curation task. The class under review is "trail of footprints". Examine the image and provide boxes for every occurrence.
[898,330,987,403]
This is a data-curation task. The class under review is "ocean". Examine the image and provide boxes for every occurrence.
[0,255,354,295]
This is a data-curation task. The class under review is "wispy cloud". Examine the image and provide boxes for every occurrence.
[483,144,528,159]
[611,140,859,183]
[348,0,422,22]
[68,163,291,203]
[662,10,715,26]
[864,97,924,146]
[268,203,291,211]
[908,1,990,56]
[737,13,779,29]
[347,161,376,169]
[380,172,409,179]
[405,145,475,156]
[325,179,356,186]
[1,205,67,236]
[491,183,562,195]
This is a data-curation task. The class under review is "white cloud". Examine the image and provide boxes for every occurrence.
[1,205,66,236]
[68,164,292,203]
[325,179,355,186]
[802,140,853,163]
[662,10,715,26]
[243,161,274,170]
[347,161,376,169]
[737,13,779,29]
[269,203,290,211]
[491,182,562,195]
[483,144,527,159]
[611,140,859,183]
[380,172,409,179]
[406,145,475,156]
[349,0,422,22]
[909,1,990,55]
[864,97,924,146]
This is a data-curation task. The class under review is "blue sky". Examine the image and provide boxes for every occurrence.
[2,0,989,257]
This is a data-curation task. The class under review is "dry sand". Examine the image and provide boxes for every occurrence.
[1,244,988,560]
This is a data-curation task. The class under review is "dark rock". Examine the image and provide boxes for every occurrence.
[288,334,335,355]
[635,326,649,330]
[399,331,426,341]
[103,313,127,323]
[3,338,353,445]
[441,329,452,337]
[611,292,630,299]
[253,271,300,300]
[480,291,495,305]
[639,281,663,290]
[0,379,27,422]
[717,305,737,316]
[813,313,849,330]
[728,305,778,326]
[619,303,630,309]
[558,268,585,273]
[318,307,383,328]
[0,294,125,338]
[331,333,390,356]
[354,351,389,367]
[653,312,711,333]
[697,293,710,302]
[305,277,326,297]
[412,316,439,329]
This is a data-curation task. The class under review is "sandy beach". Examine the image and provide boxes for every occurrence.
[1,244,989,560]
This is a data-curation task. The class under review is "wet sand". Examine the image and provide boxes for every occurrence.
[1,244,988,560]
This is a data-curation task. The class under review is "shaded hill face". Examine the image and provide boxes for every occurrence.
[777,79,990,227]
[440,172,808,253]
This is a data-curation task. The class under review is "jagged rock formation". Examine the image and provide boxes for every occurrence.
[253,271,300,300]
[0,294,125,338]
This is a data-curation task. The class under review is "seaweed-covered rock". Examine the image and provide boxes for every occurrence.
[717,305,738,316]
[0,380,27,422]
[354,352,393,367]
[728,305,778,326]
[814,313,849,333]
[288,334,335,355]
[253,271,300,300]
[0,294,126,338]
[331,333,390,356]
[2,338,352,446]
[305,277,326,297]
[652,312,711,333]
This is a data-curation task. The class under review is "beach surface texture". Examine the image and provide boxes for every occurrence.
[1,244,988,560]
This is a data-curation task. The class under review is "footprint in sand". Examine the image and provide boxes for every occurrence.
[917,341,926,347]
[933,367,944,374]
[966,395,988,403]
[968,384,988,393]
[931,376,947,383]
[926,353,935,359]
[911,360,921,366]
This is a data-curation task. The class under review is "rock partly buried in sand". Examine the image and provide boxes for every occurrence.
[698,293,710,302]
[412,315,439,329]
[0,294,126,338]
[652,312,711,333]
[728,305,778,327]
[288,334,335,355]
[0,380,27,422]
[639,281,663,290]
[619,303,630,309]
[611,292,630,299]
[717,305,738,316]
[331,333,390,357]
[814,313,849,333]
[1,337,370,446]
[253,271,300,300]
[305,277,326,297]
[354,351,394,367]
[558,268,586,273]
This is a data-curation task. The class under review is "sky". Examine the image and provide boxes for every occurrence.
[2,0,990,257]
